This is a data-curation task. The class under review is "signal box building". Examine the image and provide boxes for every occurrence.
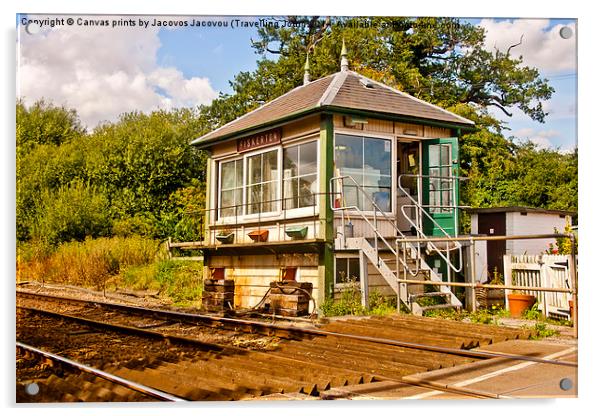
[191,46,475,315]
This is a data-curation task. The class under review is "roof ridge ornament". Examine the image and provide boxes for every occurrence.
[340,39,349,71]
[303,53,311,85]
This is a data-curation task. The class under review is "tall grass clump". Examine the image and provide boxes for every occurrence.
[17,236,162,289]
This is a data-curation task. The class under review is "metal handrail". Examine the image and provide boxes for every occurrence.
[329,175,418,282]
[397,175,464,274]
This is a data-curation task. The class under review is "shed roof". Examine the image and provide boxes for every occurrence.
[465,206,576,217]
[191,70,475,147]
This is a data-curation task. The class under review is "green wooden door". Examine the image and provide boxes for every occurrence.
[421,138,459,236]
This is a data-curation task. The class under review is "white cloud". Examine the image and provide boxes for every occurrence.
[17,15,218,128]
[512,127,574,153]
[478,19,576,74]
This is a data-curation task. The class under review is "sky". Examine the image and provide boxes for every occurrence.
[16,15,577,152]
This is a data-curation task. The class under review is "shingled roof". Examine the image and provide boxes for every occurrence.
[191,70,474,146]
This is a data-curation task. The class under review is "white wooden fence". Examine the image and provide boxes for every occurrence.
[503,254,573,319]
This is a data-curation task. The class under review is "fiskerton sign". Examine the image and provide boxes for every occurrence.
[237,128,282,153]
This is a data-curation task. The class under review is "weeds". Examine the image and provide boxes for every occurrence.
[424,305,509,324]
[522,304,542,320]
[529,322,559,339]
[320,285,398,317]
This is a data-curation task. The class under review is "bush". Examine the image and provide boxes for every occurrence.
[320,286,398,317]
[320,285,365,317]
[32,181,112,245]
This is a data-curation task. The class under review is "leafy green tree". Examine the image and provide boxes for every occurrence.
[16,99,85,153]
[17,102,209,244]
[231,17,553,127]
[32,180,112,245]
[84,109,207,223]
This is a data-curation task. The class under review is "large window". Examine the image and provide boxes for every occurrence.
[246,149,279,215]
[283,141,318,210]
[217,140,319,220]
[335,134,392,212]
[219,159,243,217]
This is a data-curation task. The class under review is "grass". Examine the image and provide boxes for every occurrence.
[424,303,564,339]
[17,237,204,307]
[424,305,510,325]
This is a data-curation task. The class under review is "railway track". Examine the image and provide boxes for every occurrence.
[16,289,570,402]
[16,342,181,402]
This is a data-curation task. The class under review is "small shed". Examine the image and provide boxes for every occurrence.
[467,206,574,278]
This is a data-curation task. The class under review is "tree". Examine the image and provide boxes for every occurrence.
[239,17,553,127]
[16,102,210,244]
[16,99,85,153]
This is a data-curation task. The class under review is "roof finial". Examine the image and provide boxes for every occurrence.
[303,53,311,85]
[340,38,349,71]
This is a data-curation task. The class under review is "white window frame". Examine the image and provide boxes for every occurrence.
[242,146,282,220]
[282,138,320,217]
[216,157,244,220]
[334,131,395,215]
[214,136,321,225]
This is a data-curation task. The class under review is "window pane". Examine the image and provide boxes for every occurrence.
[248,184,262,214]
[299,174,316,208]
[348,258,360,282]
[441,189,452,213]
[336,134,363,169]
[283,146,298,179]
[430,168,440,185]
[364,138,391,177]
[263,181,278,213]
[374,188,391,212]
[234,189,243,216]
[339,169,363,188]
[264,150,278,182]
[429,144,440,167]
[441,144,451,166]
[283,178,298,209]
[247,154,262,184]
[364,173,391,188]
[221,161,235,189]
[335,259,348,284]
[298,142,317,176]
[220,190,234,217]
[343,185,361,209]
[235,160,243,187]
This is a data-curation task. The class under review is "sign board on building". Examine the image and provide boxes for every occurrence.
[237,128,282,153]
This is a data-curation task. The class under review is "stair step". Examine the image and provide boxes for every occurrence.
[419,304,460,312]
[409,292,451,300]
[382,258,419,265]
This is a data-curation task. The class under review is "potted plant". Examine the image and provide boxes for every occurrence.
[216,229,235,244]
[247,229,269,242]
[285,225,308,240]
[507,271,537,318]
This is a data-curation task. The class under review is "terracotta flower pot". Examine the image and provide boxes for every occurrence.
[507,293,536,318]
[248,229,269,242]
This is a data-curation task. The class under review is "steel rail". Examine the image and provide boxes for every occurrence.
[16,307,503,400]
[16,341,186,402]
[17,292,577,368]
